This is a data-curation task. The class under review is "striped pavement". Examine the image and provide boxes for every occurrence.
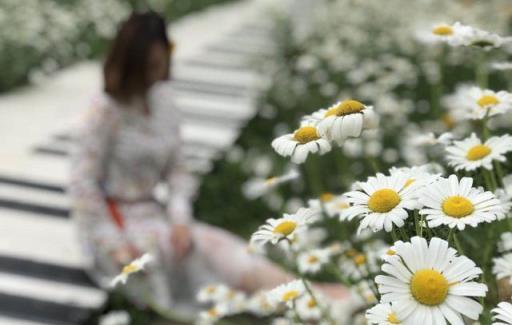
[0,0,278,323]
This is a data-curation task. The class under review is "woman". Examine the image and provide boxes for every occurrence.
[69,11,344,316]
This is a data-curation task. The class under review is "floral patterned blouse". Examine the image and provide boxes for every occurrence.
[69,82,200,311]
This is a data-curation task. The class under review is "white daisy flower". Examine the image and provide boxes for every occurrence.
[366,303,402,325]
[493,253,512,283]
[251,208,319,246]
[419,174,504,230]
[99,310,130,325]
[242,168,300,199]
[197,284,229,303]
[308,99,378,144]
[491,62,512,71]
[247,291,277,316]
[381,243,399,262]
[267,279,305,308]
[375,236,487,325]
[430,23,473,45]
[197,305,228,324]
[464,26,506,49]
[297,248,330,274]
[446,133,512,171]
[493,302,512,325]
[430,22,505,49]
[495,189,512,220]
[271,318,296,325]
[498,232,512,253]
[308,192,350,218]
[271,124,331,164]
[217,289,247,314]
[110,253,153,287]
[342,173,419,233]
[449,86,512,120]
[296,294,324,321]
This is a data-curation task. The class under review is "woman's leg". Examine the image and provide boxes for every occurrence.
[192,222,292,292]
[190,222,349,300]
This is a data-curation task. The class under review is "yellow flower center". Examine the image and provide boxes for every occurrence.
[324,99,365,117]
[404,178,416,188]
[387,312,401,324]
[206,286,216,294]
[368,189,401,213]
[432,24,454,36]
[208,307,218,317]
[122,264,138,274]
[307,255,319,264]
[336,202,350,209]
[293,126,320,144]
[354,254,367,266]
[227,290,236,299]
[273,221,297,236]
[320,192,335,202]
[345,249,358,257]
[307,298,317,308]
[410,269,449,306]
[442,113,455,129]
[442,196,474,218]
[386,249,396,256]
[477,95,500,108]
[466,144,491,161]
[282,290,300,302]
[265,176,277,185]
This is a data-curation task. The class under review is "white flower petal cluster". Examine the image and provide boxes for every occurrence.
[376,237,487,325]
[493,302,512,325]
[342,173,420,233]
[251,208,319,246]
[446,133,512,171]
[272,124,331,164]
[419,174,504,230]
[110,253,153,287]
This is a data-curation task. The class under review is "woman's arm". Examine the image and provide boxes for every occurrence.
[69,104,118,230]
[165,134,197,225]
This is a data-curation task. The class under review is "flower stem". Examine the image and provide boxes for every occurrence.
[301,278,336,324]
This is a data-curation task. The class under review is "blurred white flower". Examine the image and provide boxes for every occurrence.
[251,208,319,246]
[297,248,330,274]
[266,279,305,308]
[493,253,512,283]
[242,168,299,199]
[272,124,331,164]
[110,254,153,287]
[446,133,512,171]
[99,311,130,325]
[311,100,378,145]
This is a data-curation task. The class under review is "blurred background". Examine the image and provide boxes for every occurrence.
[1,0,512,324]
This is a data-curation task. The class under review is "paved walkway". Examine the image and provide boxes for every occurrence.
[0,0,279,323]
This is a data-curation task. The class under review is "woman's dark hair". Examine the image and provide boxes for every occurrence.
[104,11,170,103]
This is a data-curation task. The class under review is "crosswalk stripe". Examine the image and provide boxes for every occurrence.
[0,292,97,325]
[0,183,68,209]
[0,255,95,288]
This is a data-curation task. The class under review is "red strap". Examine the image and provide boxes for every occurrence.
[106,198,125,229]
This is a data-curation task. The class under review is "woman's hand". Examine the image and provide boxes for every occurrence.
[170,223,193,260]
[110,242,141,265]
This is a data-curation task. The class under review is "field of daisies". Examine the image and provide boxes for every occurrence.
[113,0,512,324]
[0,0,234,92]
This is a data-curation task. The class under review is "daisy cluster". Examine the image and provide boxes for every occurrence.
[191,0,512,324]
